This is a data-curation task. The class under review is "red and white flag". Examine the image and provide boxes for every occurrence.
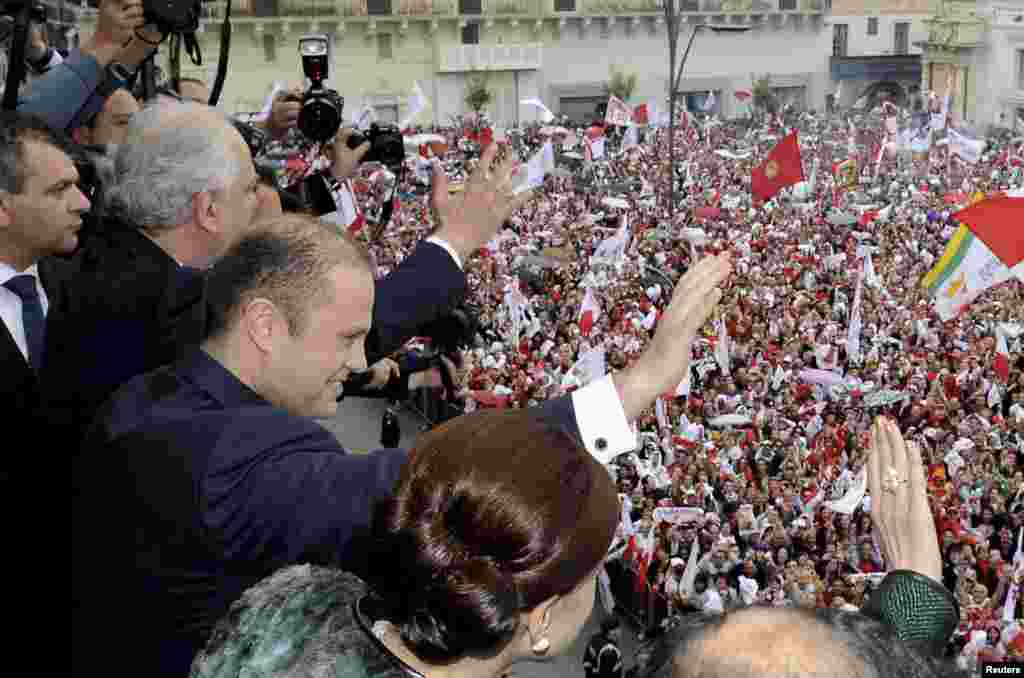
[579,287,601,337]
[996,325,1011,383]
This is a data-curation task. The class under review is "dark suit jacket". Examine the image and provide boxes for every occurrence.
[0,257,70,447]
[71,347,585,678]
[43,220,466,448]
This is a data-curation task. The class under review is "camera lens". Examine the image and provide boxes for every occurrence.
[298,92,342,143]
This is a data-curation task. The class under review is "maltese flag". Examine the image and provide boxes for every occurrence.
[521,97,556,123]
[578,287,601,337]
[512,141,555,195]
[398,81,429,131]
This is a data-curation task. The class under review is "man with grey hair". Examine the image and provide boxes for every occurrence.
[44,100,513,446]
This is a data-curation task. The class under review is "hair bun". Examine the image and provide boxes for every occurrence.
[401,553,521,661]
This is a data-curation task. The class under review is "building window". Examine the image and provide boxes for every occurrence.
[367,0,392,15]
[680,0,699,10]
[459,0,482,14]
[554,0,576,10]
[779,0,796,9]
[833,23,848,57]
[1017,50,1024,89]
[263,33,276,62]
[894,22,909,54]
[867,17,878,35]
[377,32,392,59]
[462,21,480,44]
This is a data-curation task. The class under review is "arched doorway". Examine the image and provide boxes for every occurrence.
[855,81,907,110]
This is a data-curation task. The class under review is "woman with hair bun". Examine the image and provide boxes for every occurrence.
[189,254,734,678]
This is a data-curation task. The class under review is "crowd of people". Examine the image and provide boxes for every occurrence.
[330,94,1024,673]
[3,1,1019,676]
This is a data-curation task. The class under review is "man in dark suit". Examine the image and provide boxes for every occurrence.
[71,201,733,676]
[45,100,499,447]
[0,112,87,440]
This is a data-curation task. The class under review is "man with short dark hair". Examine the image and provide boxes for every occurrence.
[0,111,87,432]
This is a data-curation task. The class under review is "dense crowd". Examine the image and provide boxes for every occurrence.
[341,105,1024,672]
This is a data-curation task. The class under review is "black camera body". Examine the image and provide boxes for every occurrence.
[346,122,405,173]
[293,33,345,143]
[1,0,46,23]
[85,0,203,34]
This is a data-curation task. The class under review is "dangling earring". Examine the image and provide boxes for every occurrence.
[530,612,552,655]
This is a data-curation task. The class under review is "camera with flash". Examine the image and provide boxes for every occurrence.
[295,33,344,143]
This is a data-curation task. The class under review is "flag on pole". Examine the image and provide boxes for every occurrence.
[751,132,804,202]
[848,260,864,361]
[948,128,986,164]
[620,124,639,152]
[996,325,1011,382]
[633,102,650,125]
[512,141,555,195]
[834,158,858,189]
[521,97,556,123]
[921,224,1016,321]
[702,90,717,112]
[398,81,429,130]
[953,196,1024,283]
[605,95,633,126]
[587,136,607,160]
[579,287,601,337]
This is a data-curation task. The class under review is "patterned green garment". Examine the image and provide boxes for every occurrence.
[190,565,410,678]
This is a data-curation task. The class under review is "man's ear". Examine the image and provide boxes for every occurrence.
[193,190,219,234]
[242,298,282,354]
[0,191,12,228]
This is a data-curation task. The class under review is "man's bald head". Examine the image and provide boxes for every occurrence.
[665,608,958,678]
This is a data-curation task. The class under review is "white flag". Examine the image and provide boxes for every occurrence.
[948,128,985,164]
[847,261,864,360]
[620,124,639,152]
[605,95,633,127]
[398,81,429,130]
[589,136,607,160]
[521,97,555,123]
[703,90,717,112]
[824,467,867,514]
[512,141,555,195]
[714,317,731,375]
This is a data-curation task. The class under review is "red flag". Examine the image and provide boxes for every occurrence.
[633,103,649,125]
[347,211,365,236]
[751,132,804,202]
[479,127,494,151]
[418,144,429,159]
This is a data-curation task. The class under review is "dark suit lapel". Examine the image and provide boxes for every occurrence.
[0,318,34,383]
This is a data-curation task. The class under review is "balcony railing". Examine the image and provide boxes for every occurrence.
[437,42,543,70]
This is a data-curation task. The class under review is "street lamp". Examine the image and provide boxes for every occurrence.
[659,0,750,223]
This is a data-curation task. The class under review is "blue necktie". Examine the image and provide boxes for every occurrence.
[4,274,45,372]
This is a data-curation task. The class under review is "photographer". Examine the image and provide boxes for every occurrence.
[15,0,160,132]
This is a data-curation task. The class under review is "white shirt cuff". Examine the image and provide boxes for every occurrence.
[570,374,635,465]
[425,236,463,271]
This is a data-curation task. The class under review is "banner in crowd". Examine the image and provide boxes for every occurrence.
[605,95,634,127]
[653,507,705,525]
[953,196,1024,284]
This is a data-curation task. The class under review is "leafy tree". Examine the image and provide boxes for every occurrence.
[752,73,778,114]
[464,72,493,115]
[605,65,638,102]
